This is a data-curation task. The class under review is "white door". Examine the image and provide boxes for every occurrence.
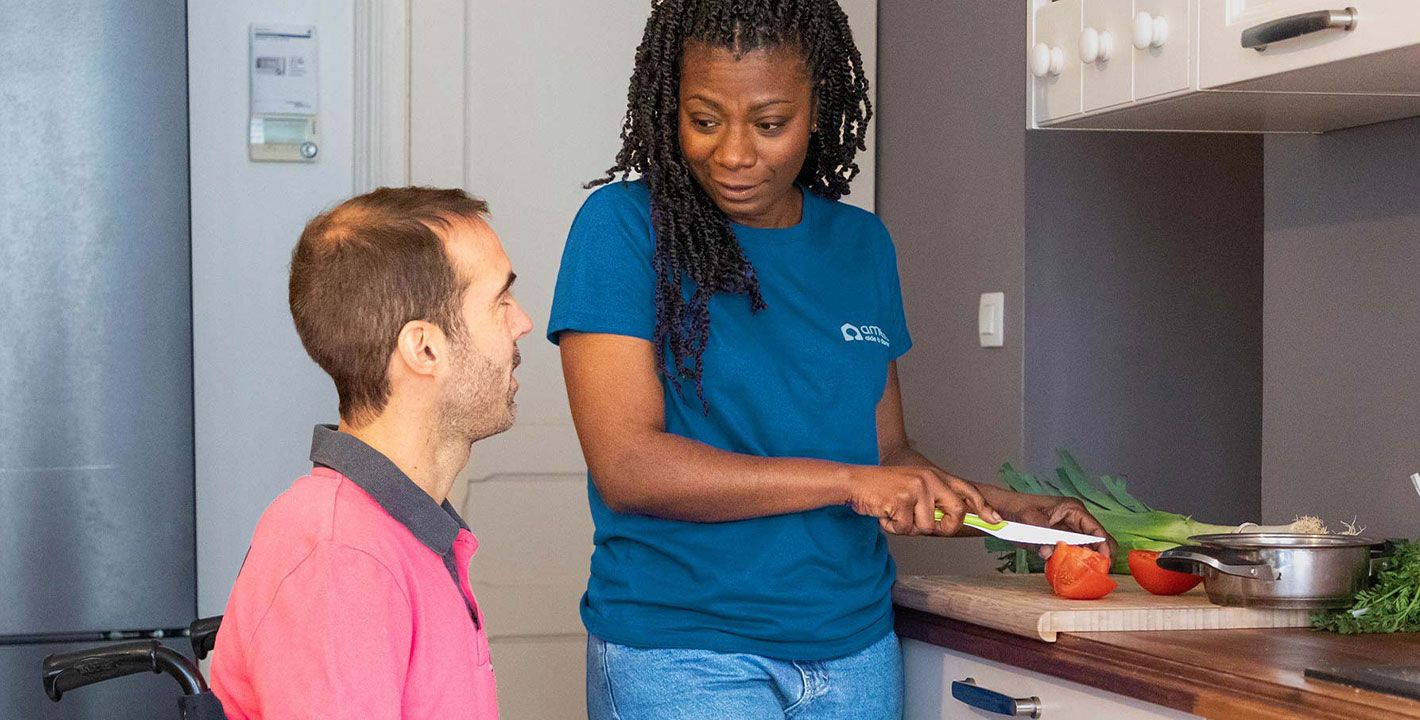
[407,1,878,716]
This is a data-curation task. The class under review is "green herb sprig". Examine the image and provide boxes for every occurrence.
[1312,540,1420,634]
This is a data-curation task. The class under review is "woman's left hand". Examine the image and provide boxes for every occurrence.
[998,494,1117,562]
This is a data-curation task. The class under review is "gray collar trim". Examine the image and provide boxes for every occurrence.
[309,424,469,557]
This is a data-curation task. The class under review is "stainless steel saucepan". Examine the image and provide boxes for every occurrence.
[1157,533,1393,609]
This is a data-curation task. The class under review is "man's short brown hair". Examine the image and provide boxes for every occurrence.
[289,186,489,425]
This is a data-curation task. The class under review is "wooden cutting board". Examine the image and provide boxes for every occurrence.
[892,574,1314,642]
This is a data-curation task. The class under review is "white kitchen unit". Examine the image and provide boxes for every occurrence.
[1028,0,1420,132]
[904,640,1203,720]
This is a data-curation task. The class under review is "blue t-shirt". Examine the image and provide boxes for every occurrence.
[547,179,912,661]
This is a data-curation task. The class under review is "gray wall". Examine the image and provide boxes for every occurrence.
[877,0,1267,575]
[1262,117,1420,539]
[1024,131,1264,526]
[876,0,1027,575]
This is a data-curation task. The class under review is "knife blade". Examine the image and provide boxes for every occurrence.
[932,511,1106,546]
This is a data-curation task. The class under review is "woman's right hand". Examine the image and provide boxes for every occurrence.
[845,466,1000,536]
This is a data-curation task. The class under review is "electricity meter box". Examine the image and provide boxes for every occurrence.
[249,24,319,162]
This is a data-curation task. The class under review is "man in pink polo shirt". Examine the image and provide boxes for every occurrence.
[211,187,532,719]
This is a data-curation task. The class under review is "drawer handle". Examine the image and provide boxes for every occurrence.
[1241,7,1358,51]
[952,678,1043,718]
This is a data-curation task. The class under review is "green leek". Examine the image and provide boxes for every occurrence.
[988,450,1331,574]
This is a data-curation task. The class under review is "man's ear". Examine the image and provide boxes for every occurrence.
[394,320,442,378]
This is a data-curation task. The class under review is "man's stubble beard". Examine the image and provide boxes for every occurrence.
[439,336,519,446]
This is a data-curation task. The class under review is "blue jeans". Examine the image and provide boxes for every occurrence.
[586,632,903,720]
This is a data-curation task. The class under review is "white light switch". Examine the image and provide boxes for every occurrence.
[978,292,1005,348]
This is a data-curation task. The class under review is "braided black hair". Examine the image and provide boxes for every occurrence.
[589,0,872,409]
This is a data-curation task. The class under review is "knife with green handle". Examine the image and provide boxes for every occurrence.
[933,510,1106,545]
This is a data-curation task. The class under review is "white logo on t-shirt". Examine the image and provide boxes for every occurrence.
[841,322,890,347]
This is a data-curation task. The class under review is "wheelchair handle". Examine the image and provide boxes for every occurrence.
[189,616,222,661]
[43,640,207,701]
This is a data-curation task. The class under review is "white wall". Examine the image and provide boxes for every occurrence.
[189,0,354,615]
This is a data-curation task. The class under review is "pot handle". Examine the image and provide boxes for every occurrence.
[1370,539,1398,574]
[1157,546,1282,581]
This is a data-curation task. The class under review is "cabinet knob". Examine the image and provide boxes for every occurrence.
[1030,42,1064,78]
[1080,27,1115,64]
[1080,27,1099,63]
[1152,16,1170,47]
[1030,42,1050,77]
[1134,11,1169,49]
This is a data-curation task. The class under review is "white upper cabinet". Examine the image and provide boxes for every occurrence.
[1028,0,1420,133]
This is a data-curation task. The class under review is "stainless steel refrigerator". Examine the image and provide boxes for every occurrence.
[1,1,197,717]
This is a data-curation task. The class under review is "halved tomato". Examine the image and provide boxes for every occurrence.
[1045,542,1117,600]
[1128,549,1203,595]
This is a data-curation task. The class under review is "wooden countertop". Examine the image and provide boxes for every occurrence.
[896,605,1420,720]
[893,574,1313,641]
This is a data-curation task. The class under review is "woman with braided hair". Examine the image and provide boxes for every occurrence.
[548,1,1112,716]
